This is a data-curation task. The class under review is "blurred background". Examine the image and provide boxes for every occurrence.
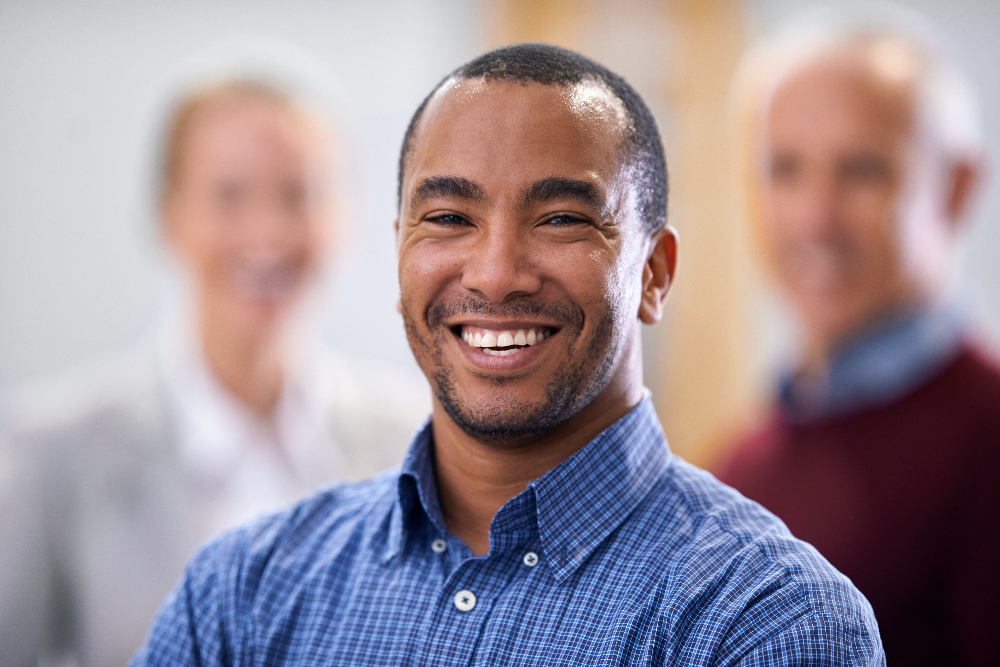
[1,0,998,467]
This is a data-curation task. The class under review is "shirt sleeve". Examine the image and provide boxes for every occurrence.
[684,534,886,667]
[730,614,885,667]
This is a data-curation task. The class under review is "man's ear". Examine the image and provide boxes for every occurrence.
[638,225,679,325]
[945,157,984,227]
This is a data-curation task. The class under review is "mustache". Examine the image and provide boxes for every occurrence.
[427,297,584,330]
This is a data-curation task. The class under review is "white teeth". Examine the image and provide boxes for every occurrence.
[461,326,552,350]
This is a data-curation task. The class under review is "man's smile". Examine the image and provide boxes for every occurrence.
[457,324,554,356]
[425,299,582,370]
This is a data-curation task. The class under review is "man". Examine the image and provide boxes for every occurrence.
[0,67,423,667]
[133,44,883,666]
[716,11,1000,666]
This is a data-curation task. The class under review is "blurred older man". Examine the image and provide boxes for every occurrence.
[717,10,1000,666]
[0,66,424,667]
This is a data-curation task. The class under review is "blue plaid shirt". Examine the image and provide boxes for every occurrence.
[132,397,883,666]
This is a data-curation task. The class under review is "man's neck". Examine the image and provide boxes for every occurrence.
[801,297,936,381]
[785,299,965,419]
[431,380,643,557]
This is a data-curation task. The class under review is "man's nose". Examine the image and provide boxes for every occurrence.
[460,221,542,303]
[795,173,841,240]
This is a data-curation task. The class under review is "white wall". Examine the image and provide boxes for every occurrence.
[0,0,480,386]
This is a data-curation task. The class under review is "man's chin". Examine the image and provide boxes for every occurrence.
[446,412,568,449]
[434,381,573,448]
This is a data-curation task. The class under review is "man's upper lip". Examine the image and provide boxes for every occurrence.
[447,319,558,331]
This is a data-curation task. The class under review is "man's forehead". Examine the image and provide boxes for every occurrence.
[427,75,625,117]
[436,77,621,127]
[772,42,917,121]
[405,78,629,187]
[766,49,917,147]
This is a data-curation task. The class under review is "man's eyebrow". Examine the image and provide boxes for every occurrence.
[520,177,606,214]
[410,176,488,209]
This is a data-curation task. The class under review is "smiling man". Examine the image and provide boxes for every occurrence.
[132,44,883,666]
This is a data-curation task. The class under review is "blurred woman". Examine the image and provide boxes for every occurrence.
[0,61,425,667]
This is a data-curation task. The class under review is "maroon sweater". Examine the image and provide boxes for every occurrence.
[717,346,1000,666]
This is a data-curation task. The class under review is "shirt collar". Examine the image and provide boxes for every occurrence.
[780,301,967,422]
[384,395,672,582]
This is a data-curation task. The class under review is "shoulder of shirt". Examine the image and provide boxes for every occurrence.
[306,349,429,478]
[4,337,165,444]
[646,456,880,642]
[309,348,430,425]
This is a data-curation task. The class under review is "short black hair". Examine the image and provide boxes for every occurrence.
[397,43,668,234]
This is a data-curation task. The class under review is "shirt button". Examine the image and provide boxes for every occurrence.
[523,551,539,567]
[431,539,447,553]
[454,589,477,612]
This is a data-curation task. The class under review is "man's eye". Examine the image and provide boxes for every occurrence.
[769,154,799,183]
[427,213,469,226]
[842,155,891,184]
[546,214,588,226]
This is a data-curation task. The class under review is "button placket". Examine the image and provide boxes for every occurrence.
[412,558,499,665]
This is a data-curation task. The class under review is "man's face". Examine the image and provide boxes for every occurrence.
[397,79,647,445]
[164,95,334,333]
[762,55,942,347]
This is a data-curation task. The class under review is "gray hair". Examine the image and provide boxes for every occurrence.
[733,2,983,161]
